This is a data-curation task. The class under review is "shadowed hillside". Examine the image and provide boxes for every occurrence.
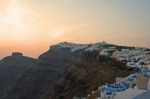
[47,51,131,99]
[0,53,36,98]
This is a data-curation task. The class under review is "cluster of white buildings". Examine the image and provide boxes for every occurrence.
[112,48,150,68]
[94,48,150,99]
[96,73,150,99]
[97,73,149,98]
[97,74,137,99]
[85,48,150,99]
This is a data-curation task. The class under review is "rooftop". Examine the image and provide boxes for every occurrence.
[114,88,146,99]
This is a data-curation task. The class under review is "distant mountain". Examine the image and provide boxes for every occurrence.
[0,42,147,99]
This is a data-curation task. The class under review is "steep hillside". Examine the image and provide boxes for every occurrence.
[47,51,131,99]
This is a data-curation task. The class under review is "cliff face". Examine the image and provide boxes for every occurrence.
[0,43,134,99]
[47,52,131,99]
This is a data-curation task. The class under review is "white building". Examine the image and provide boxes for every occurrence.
[114,88,146,99]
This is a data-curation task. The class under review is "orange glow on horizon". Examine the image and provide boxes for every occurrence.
[0,0,150,58]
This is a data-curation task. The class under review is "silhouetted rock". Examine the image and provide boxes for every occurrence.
[12,52,23,57]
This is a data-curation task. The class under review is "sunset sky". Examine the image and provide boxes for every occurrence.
[0,0,150,58]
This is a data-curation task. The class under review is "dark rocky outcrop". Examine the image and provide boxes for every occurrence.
[12,52,23,57]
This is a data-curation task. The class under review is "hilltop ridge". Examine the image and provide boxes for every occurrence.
[0,42,149,99]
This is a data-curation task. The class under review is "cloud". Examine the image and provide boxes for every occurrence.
[70,23,94,31]
[47,23,95,39]
[48,27,65,39]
